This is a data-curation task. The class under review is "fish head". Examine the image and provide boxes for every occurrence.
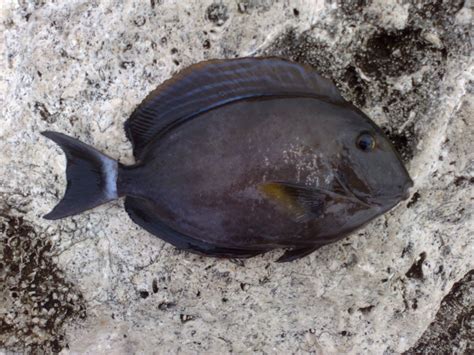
[333,107,413,211]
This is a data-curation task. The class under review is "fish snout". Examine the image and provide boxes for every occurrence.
[400,178,414,200]
[373,177,414,206]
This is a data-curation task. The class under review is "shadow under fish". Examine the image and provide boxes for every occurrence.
[42,57,413,262]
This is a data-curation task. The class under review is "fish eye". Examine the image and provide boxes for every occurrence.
[356,132,376,152]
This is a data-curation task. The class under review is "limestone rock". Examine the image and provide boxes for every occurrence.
[1,0,472,353]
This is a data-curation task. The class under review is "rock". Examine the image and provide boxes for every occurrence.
[405,270,473,354]
[1,0,472,353]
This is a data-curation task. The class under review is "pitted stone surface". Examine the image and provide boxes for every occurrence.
[1,1,472,353]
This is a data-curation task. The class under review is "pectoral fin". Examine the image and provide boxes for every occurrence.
[259,182,328,223]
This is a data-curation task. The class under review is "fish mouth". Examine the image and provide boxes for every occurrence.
[334,173,414,208]
[361,180,414,207]
[397,178,415,202]
[401,179,414,200]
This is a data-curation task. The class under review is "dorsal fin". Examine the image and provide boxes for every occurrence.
[125,57,346,158]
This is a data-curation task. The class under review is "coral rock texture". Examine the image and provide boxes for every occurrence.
[1,0,472,353]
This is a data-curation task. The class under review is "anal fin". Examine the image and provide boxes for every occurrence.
[276,245,323,263]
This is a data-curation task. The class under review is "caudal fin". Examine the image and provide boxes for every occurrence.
[42,131,119,220]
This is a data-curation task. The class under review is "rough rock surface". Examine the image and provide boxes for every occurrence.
[405,270,473,354]
[1,0,472,353]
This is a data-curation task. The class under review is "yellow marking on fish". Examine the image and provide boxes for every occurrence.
[259,183,305,217]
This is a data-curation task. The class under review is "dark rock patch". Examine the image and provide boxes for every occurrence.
[382,123,417,163]
[406,252,427,280]
[207,3,229,26]
[407,192,421,208]
[0,212,86,353]
[359,305,375,314]
[355,28,438,78]
[405,270,473,354]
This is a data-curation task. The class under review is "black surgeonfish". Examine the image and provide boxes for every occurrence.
[42,57,413,262]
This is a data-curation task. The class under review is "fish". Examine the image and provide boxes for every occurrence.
[42,57,413,262]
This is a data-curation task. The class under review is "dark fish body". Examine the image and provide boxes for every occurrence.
[42,57,413,262]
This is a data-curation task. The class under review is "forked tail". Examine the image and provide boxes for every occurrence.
[42,131,119,220]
